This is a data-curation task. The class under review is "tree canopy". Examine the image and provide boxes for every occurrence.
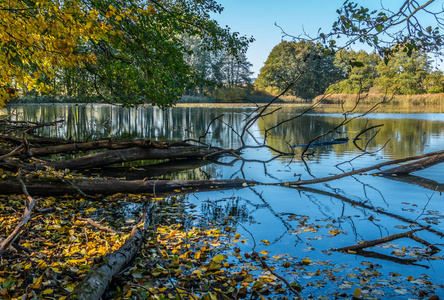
[326,50,381,94]
[279,0,444,62]
[0,0,252,108]
[255,41,341,99]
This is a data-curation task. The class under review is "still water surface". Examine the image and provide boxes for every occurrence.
[7,104,444,298]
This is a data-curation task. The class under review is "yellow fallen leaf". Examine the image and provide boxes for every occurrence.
[43,289,54,295]
[353,287,362,298]
[212,254,225,262]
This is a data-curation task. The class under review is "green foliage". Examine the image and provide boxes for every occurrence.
[256,41,341,99]
[183,35,254,96]
[374,50,430,95]
[321,1,443,60]
[424,70,444,94]
[325,48,444,96]
[211,86,251,102]
[326,50,381,94]
[22,0,253,108]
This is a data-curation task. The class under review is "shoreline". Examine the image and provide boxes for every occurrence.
[5,101,444,114]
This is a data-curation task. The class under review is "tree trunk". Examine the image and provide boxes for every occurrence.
[0,177,257,195]
[23,146,220,170]
[26,139,164,157]
[334,226,430,253]
[69,204,153,300]
[379,153,444,175]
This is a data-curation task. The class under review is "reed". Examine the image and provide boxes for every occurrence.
[314,93,444,106]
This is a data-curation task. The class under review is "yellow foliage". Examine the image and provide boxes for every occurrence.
[0,0,121,107]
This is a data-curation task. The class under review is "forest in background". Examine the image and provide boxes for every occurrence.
[10,39,444,106]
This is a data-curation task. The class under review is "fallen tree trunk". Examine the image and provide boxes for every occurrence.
[22,146,221,170]
[382,174,444,192]
[279,149,444,186]
[1,150,443,196]
[0,177,258,195]
[0,134,73,147]
[379,153,444,175]
[333,226,432,253]
[69,203,153,300]
[25,139,168,157]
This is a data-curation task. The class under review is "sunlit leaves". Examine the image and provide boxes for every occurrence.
[0,0,251,108]
[0,0,110,107]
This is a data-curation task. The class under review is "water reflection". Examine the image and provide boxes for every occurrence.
[5,103,444,297]
[257,107,444,160]
[7,104,256,149]
[8,104,443,163]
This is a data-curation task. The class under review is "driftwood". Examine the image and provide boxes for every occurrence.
[0,177,258,195]
[334,226,439,253]
[69,203,153,300]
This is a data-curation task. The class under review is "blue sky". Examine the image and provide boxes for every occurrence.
[213,0,349,77]
[213,0,442,76]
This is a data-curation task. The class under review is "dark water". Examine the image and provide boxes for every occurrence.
[5,103,444,298]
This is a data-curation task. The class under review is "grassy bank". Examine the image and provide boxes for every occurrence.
[314,93,444,106]
[8,92,444,109]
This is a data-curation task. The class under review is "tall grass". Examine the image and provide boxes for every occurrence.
[177,95,215,103]
[314,93,444,106]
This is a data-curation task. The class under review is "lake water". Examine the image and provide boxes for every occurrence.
[5,103,444,299]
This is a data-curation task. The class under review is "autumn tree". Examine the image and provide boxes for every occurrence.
[0,0,252,108]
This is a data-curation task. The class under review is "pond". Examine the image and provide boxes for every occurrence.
[5,103,444,299]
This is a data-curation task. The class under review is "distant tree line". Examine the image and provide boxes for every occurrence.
[17,38,444,104]
[19,35,254,104]
[256,40,444,99]
[182,36,254,102]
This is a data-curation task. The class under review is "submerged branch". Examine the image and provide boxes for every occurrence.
[333,226,431,253]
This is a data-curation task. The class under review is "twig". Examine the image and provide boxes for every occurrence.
[77,217,124,235]
[0,171,37,255]
[0,144,23,161]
